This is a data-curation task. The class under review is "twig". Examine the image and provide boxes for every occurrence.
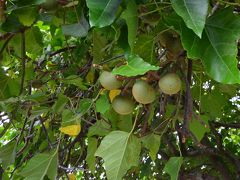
[96,54,124,65]
[0,32,12,41]
[51,45,75,57]
[59,165,86,172]
[16,119,35,157]
[39,116,53,149]
[209,2,220,16]
[19,31,26,95]
[0,34,14,57]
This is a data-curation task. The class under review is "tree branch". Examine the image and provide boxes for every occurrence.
[212,121,240,128]
[49,45,76,57]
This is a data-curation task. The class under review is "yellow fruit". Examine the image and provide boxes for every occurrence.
[99,71,122,90]
[158,73,181,95]
[112,96,135,115]
[132,80,156,104]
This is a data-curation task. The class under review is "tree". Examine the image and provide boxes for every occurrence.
[0,0,240,179]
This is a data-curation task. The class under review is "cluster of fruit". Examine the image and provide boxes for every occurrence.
[99,71,181,115]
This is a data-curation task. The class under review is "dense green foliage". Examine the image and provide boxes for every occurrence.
[0,0,240,179]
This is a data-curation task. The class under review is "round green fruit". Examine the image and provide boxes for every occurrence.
[112,96,135,115]
[158,73,181,95]
[99,71,122,90]
[132,80,156,104]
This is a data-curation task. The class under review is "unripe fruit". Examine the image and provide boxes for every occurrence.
[158,73,181,95]
[132,80,156,104]
[112,95,135,115]
[99,71,122,90]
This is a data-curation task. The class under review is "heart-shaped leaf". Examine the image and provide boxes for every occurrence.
[166,8,240,84]
[112,54,159,77]
[170,0,208,37]
[86,0,122,27]
[95,131,141,180]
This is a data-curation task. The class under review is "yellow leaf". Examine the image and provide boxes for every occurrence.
[68,173,76,180]
[86,69,95,84]
[109,89,121,102]
[59,124,81,136]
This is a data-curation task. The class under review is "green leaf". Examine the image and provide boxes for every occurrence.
[163,157,183,180]
[92,29,108,63]
[112,54,159,77]
[86,0,122,27]
[122,0,138,50]
[14,7,38,26]
[0,141,16,169]
[95,131,141,180]
[61,109,80,127]
[133,34,156,64]
[62,16,89,37]
[88,120,111,137]
[141,133,160,161]
[19,150,58,180]
[103,108,132,132]
[96,94,111,114]
[25,27,43,55]
[167,8,240,84]
[117,114,133,132]
[77,98,92,115]
[189,115,210,142]
[1,14,23,32]
[201,90,227,117]
[52,94,69,113]
[0,71,20,100]
[170,0,208,37]
[62,75,87,90]
[86,137,98,172]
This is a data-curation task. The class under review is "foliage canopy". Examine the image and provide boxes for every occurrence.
[0,0,240,179]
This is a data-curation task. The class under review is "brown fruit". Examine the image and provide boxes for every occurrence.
[158,73,181,95]
[99,71,122,90]
[132,80,156,104]
[112,95,135,115]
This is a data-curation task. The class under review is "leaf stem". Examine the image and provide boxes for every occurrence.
[139,5,171,17]
[130,107,140,134]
